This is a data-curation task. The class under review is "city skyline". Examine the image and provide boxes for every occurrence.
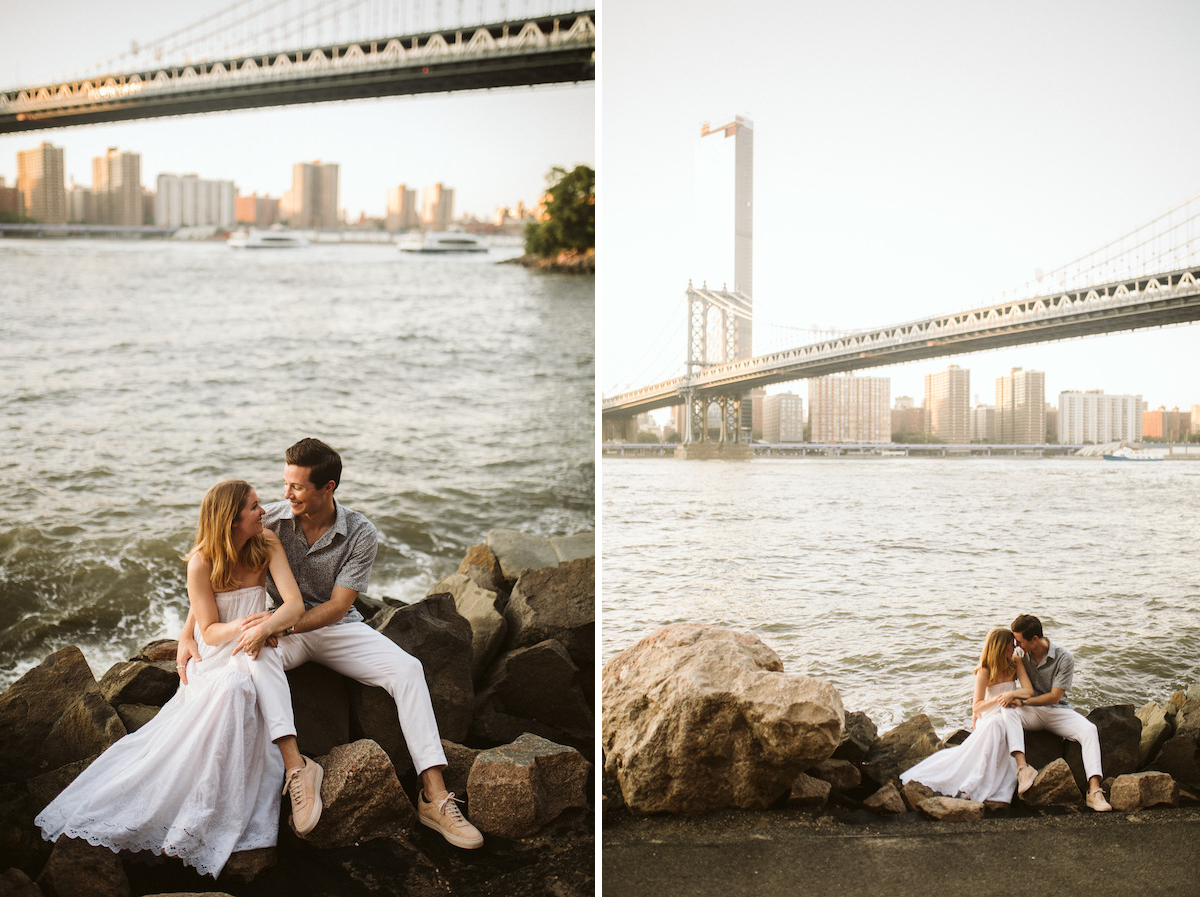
[1,0,594,221]
[602,0,1200,411]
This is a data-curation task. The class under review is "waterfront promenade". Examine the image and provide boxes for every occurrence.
[603,805,1200,896]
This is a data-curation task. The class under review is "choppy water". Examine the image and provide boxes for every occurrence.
[1,237,594,688]
[602,457,1200,735]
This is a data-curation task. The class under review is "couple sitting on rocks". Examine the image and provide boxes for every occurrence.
[36,438,483,879]
[900,614,1113,811]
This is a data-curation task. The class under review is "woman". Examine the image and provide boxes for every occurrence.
[37,480,322,877]
[899,628,1034,803]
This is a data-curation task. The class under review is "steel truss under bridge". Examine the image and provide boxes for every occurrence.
[604,264,1200,420]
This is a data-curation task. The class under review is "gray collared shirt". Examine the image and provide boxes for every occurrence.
[1020,639,1074,707]
[262,499,377,625]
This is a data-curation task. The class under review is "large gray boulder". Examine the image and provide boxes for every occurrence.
[1065,704,1140,793]
[865,715,940,788]
[471,640,593,754]
[1109,771,1179,812]
[1137,701,1175,769]
[466,734,591,839]
[286,662,352,758]
[1020,758,1082,807]
[0,647,127,783]
[98,660,178,707]
[602,623,844,815]
[296,739,420,848]
[486,529,561,582]
[504,556,594,700]
[365,593,474,754]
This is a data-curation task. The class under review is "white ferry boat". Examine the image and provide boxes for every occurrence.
[398,231,489,253]
[227,229,309,249]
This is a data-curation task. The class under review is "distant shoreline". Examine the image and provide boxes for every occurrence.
[602,442,1200,460]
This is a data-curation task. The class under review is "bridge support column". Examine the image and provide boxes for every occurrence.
[676,390,752,460]
[603,416,638,443]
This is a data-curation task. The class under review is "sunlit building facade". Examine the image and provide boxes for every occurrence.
[156,174,236,228]
[17,142,67,224]
[290,161,340,229]
[809,374,890,444]
[763,392,804,443]
[924,365,971,444]
[422,183,455,230]
[996,368,1045,444]
[1058,391,1142,444]
[93,147,143,226]
[387,185,419,231]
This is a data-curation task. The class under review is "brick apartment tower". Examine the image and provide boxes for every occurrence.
[17,142,67,224]
[996,367,1046,444]
[924,365,971,444]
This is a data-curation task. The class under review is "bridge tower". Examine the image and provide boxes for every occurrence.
[677,116,754,459]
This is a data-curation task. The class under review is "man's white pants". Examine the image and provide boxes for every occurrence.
[278,622,448,775]
[1012,704,1103,781]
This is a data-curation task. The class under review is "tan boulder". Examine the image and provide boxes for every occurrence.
[427,572,506,682]
[296,739,419,848]
[0,646,105,782]
[786,773,831,809]
[467,734,590,839]
[602,623,844,815]
[98,660,178,707]
[901,780,936,811]
[1137,701,1174,769]
[1109,771,1179,812]
[1019,758,1082,807]
[456,542,507,595]
[863,783,907,814]
[809,758,861,794]
[440,739,482,798]
[918,795,985,821]
[486,529,560,581]
[864,715,940,787]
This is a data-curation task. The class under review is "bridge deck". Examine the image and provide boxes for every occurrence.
[604,265,1200,417]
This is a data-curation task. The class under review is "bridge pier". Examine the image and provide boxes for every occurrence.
[677,388,752,460]
[675,441,752,460]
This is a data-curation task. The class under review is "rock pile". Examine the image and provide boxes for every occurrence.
[603,623,1200,824]
[0,529,594,897]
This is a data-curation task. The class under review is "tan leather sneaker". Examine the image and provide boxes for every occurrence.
[417,789,484,849]
[284,757,324,835]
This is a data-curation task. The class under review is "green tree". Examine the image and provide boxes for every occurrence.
[524,164,595,257]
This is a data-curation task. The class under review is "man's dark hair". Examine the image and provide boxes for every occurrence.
[1011,614,1043,640]
[286,438,342,490]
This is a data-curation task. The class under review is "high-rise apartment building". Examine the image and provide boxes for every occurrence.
[1058,391,1142,444]
[235,192,280,228]
[17,142,67,224]
[155,174,236,228]
[387,185,419,231]
[924,365,971,444]
[93,147,142,226]
[972,405,997,442]
[808,374,890,444]
[290,161,339,229]
[763,392,804,443]
[1143,406,1191,440]
[996,368,1046,444]
[422,183,455,230]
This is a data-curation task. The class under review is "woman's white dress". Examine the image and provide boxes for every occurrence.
[36,586,284,878]
[899,680,1021,804]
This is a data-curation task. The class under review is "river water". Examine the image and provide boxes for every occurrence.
[602,457,1200,735]
[1,237,594,688]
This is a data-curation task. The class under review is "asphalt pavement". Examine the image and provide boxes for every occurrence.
[602,805,1200,897]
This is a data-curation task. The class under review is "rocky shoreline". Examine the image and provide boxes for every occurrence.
[503,249,595,274]
[0,529,595,897]
[603,623,1200,824]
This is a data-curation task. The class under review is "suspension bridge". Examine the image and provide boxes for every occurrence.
[602,194,1200,454]
[0,0,594,133]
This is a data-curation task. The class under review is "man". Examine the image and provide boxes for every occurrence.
[1001,614,1112,812]
[179,438,483,848]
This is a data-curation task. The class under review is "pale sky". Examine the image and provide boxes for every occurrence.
[0,0,595,221]
[600,0,1200,413]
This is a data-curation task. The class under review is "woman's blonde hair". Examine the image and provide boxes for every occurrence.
[975,628,1018,685]
[187,480,271,591]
